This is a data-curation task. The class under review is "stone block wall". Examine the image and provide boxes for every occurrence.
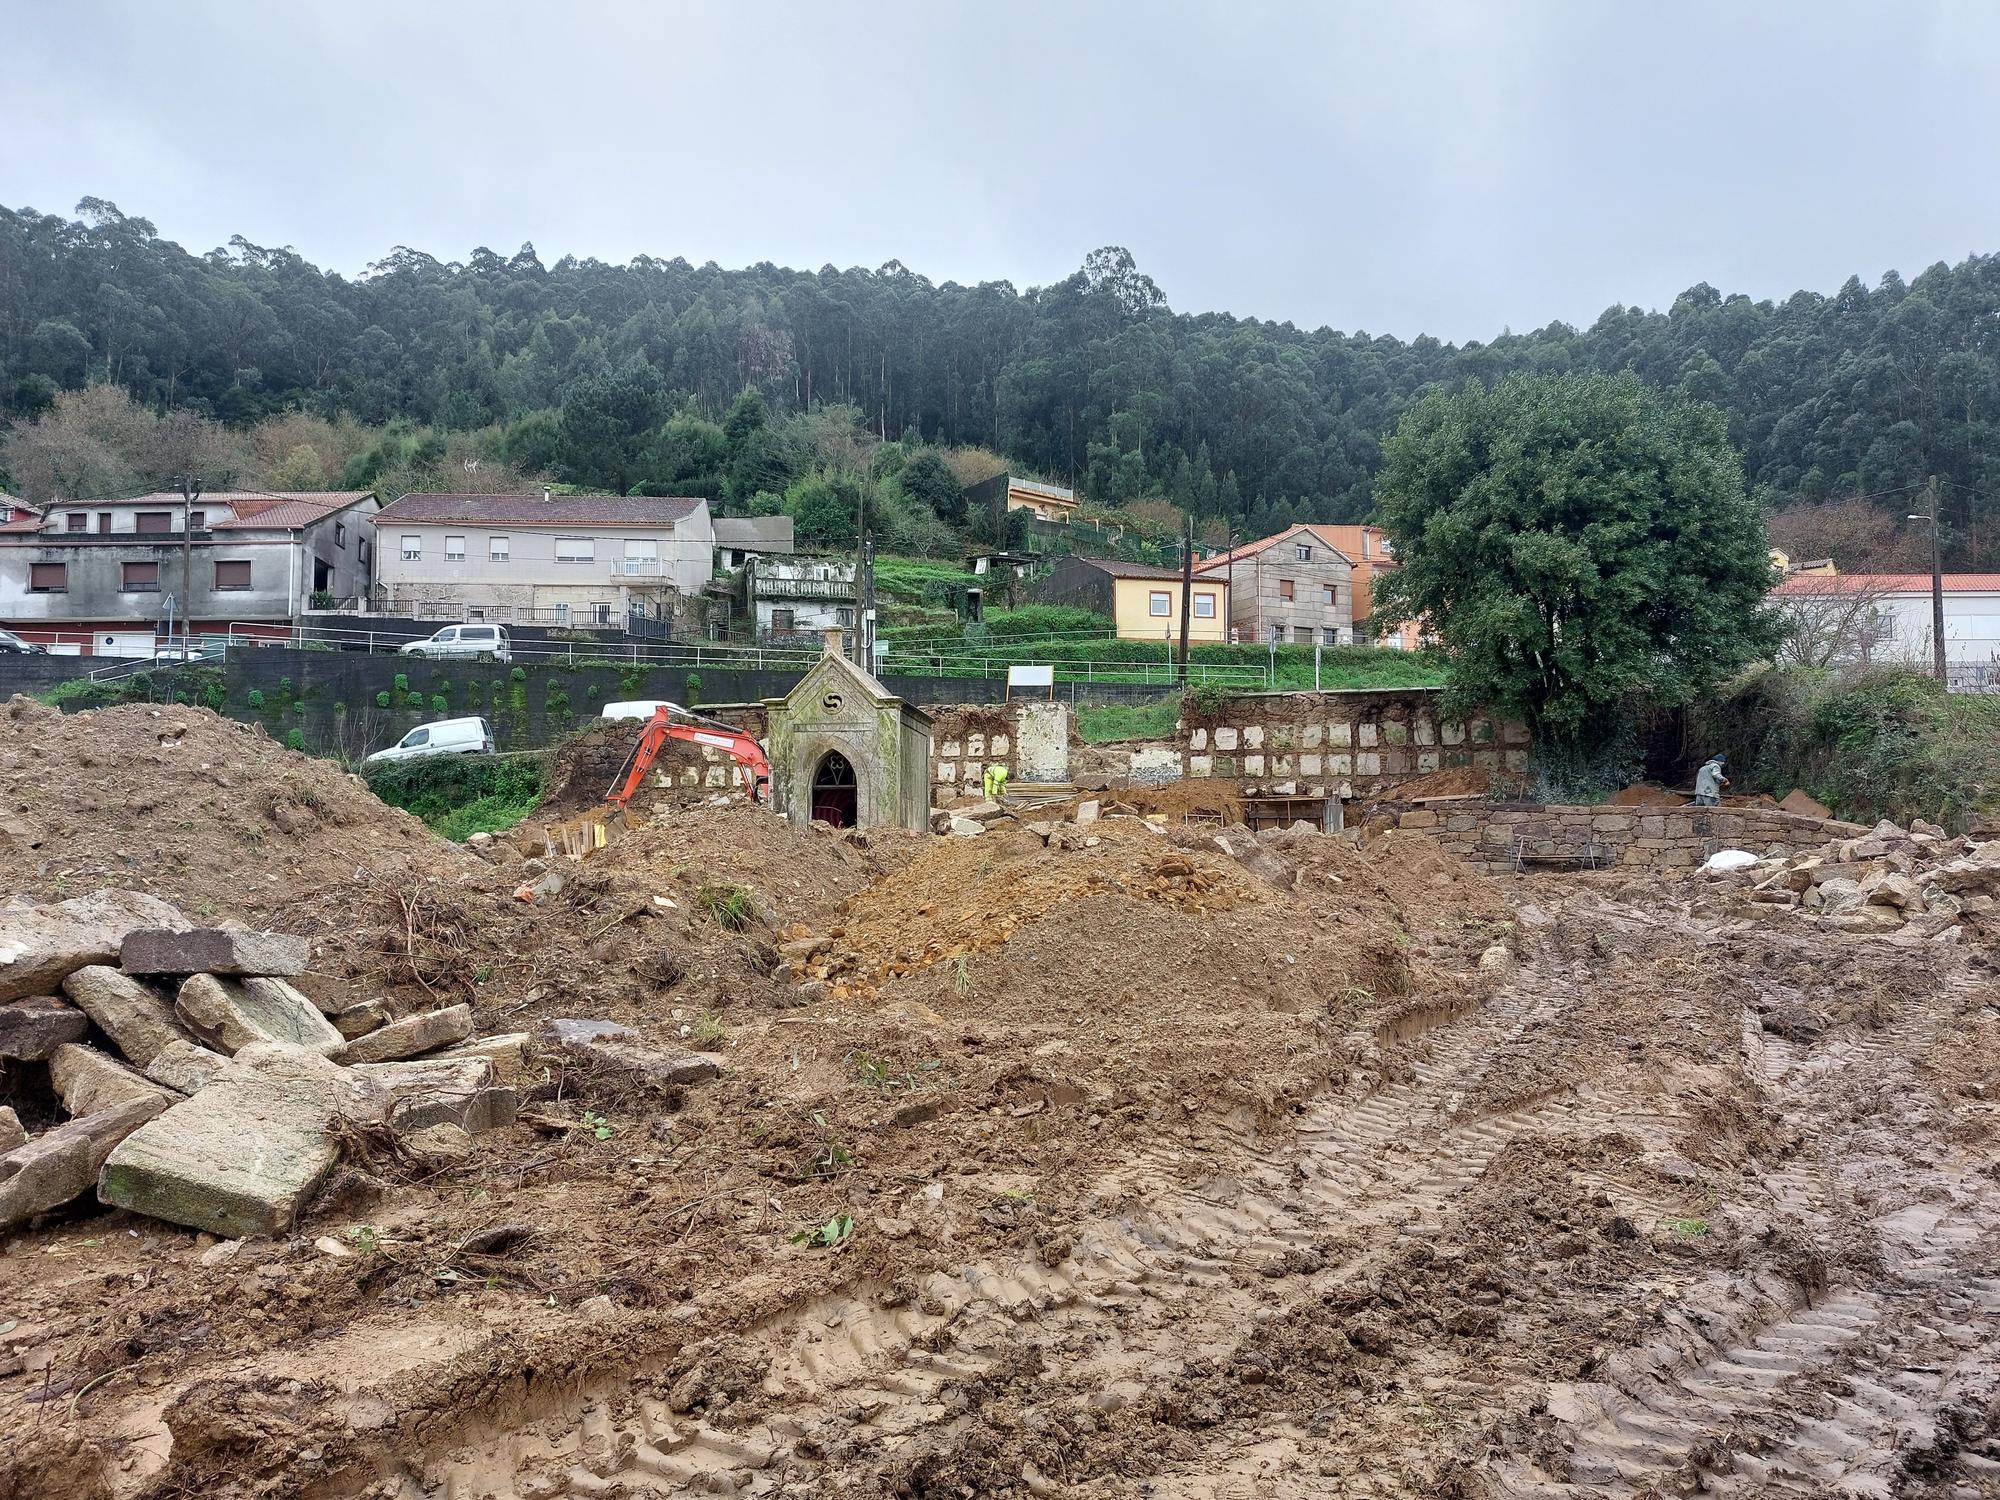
[930,702,1070,800]
[1383,802,1867,873]
[1180,689,1529,800]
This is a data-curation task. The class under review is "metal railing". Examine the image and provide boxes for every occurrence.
[86,638,227,682]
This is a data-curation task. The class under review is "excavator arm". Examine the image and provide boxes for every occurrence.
[606,708,772,809]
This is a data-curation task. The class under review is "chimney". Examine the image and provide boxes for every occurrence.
[822,625,844,658]
[542,486,552,504]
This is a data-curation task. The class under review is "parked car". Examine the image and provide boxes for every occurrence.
[0,627,47,654]
[601,699,685,721]
[364,716,495,765]
[397,624,511,662]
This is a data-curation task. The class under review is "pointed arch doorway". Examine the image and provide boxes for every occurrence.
[810,750,858,828]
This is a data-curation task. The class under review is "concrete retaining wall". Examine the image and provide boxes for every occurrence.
[1382,801,1868,872]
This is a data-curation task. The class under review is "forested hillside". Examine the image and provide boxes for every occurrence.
[3,198,1996,559]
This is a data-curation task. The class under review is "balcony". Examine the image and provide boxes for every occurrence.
[754,574,857,601]
[613,558,666,577]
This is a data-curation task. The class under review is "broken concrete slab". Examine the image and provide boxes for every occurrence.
[61,965,192,1067]
[946,817,986,837]
[0,890,191,1004]
[98,1043,349,1238]
[347,1056,517,1133]
[144,1039,230,1095]
[431,1031,534,1085]
[175,973,344,1054]
[2,1094,170,1228]
[49,1042,181,1115]
[335,1003,473,1065]
[0,995,90,1060]
[120,927,309,978]
[0,1107,23,1153]
[1778,788,1833,820]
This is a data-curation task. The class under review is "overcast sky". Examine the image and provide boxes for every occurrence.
[8,1,2000,344]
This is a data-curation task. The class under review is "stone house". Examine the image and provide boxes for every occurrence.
[1193,524,1355,645]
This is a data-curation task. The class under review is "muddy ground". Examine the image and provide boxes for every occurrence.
[3,703,1999,1498]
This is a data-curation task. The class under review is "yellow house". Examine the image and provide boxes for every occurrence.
[1036,556,1230,642]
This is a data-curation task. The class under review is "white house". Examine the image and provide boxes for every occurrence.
[1772,571,2000,689]
[370,491,714,628]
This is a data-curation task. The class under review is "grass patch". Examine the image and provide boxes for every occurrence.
[430,792,542,842]
[1075,698,1181,744]
[697,883,758,932]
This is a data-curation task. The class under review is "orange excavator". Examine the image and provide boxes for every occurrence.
[606,706,771,809]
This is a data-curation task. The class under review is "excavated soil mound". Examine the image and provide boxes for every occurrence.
[0,697,466,922]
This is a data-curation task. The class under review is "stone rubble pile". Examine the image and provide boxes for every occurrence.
[1,890,528,1237]
[1708,818,2000,945]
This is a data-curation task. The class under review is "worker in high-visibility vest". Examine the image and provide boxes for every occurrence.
[981,762,1009,802]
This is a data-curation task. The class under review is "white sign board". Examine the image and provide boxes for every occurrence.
[1006,663,1055,699]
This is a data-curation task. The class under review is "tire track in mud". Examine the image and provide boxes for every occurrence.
[1491,977,2000,1498]
[376,976,1659,1499]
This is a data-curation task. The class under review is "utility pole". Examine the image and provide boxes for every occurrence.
[178,475,202,662]
[1176,512,1194,685]
[1910,476,1946,683]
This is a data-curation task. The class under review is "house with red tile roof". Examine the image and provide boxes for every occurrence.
[0,491,379,654]
[1194,522,1421,649]
[1770,572,2000,686]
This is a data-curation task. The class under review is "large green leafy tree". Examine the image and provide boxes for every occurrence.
[557,357,667,494]
[1375,372,1782,759]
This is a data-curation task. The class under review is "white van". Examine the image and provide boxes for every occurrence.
[601,700,685,721]
[365,716,496,765]
[398,624,512,662]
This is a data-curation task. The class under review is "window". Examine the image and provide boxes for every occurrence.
[488,535,510,561]
[400,727,430,749]
[334,521,346,547]
[96,512,111,533]
[772,608,796,632]
[189,510,205,530]
[400,534,422,561]
[1268,624,1284,642]
[624,539,658,561]
[1148,590,1171,616]
[1279,578,1295,601]
[1322,584,1337,606]
[29,562,66,593]
[65,512,87,533]
[136,511,172,535]
[1295,543,1313,562]
[836,606,855,627]
[359,538,370,564]
[121,560,160,593]
[214,560,252,590]
[552,603,569,626]
[1324,627,1340,645]
[1193,593,1216,619]
[555,537,594,564]
[445,535,466,561]
[591,603,611,625]
[1294,626,1314,643]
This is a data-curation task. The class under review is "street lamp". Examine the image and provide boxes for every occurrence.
[1907,474,1946,682]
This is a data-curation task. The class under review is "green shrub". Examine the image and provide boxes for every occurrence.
[363,753,545,822]
[375,691,391,709]
[394,673,410,693]
[404,691,424,708]
[285,728,306,751]
[429,694,448,713]
[1076,699,1181,744]
[277,676,292,696]
[247,689,265,709]
[544,687,571,718]
[510,666,526,682]
[684,672,702,706]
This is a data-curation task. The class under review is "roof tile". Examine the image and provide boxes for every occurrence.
[375,493,704,527]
